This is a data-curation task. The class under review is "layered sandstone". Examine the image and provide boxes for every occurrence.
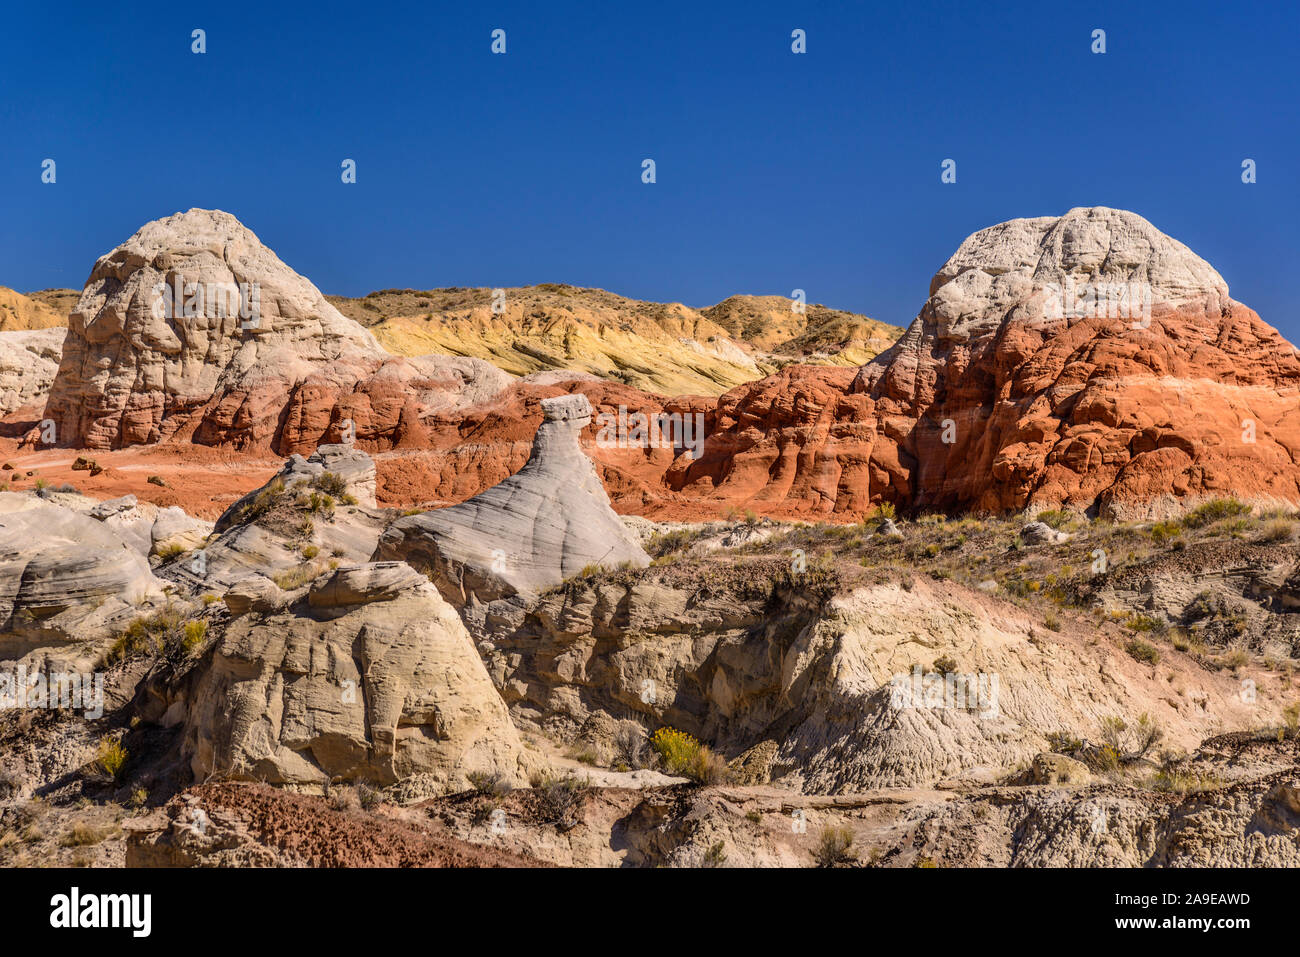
[41,209,511,454]
[0,328,64,416]
[335,286,899,396]
[181,562,532,789]
[379,393,650,607]
[671,208,1300,518]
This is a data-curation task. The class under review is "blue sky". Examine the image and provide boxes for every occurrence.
[1,0,1296,335]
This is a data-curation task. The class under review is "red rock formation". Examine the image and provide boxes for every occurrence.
[662,208,1300,519]
[33,206,1300,521]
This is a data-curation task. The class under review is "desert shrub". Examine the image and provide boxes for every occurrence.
[273,564,317,590]
[613,726,648,769]
[1151,751,1220,794]
[645,527,704,559]
[1182,498,1251,530]
[356,781,382,810]
[1046,731,1084,754]
[649,727,728,784]
[312,471,349,497]
[466,770,509,796]
[931,656,958,676]
[1096,713,1162,764]
[812,826,856,867]
[1149,520,1182,544]
[301,544,320,560]
[1183,591,1217,622]
[105,607,205,663]
[179,620,208,656]
[154,542,187,561]
[1124,613,1164,634]
[873,501,897,523]
[1044,612,1061,632]
[702,842,728,867]
[60,822,113,847]
[1284,703,1300,737]
[1255,518,1296,544]
[239,478,286,523]
[96,738,127,779]
[1035,509,1071,529]
[303,491,335,516]
[1124,637,1161,665]
[1219,647,1249,671]
[532,773,587,825]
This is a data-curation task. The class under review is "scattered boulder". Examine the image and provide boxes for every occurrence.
[182,563,532,790]
[1020,521,1070,545]
[222,575,287,616]
[1028,752,1092,786]
[878,518,905,540]
[150,506,212,556]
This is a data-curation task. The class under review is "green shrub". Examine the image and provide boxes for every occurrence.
[96,738,127,778]
[649,727,728,784]
[239,478,286,523]
[1182,498,1251,530]
[273,564,318,590]
[1124,638,1161,665]
[312,471,349,497]
[1149,520,1182,544]
[812,826,856,867]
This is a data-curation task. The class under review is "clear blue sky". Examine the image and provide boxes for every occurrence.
[1,0,1296,335]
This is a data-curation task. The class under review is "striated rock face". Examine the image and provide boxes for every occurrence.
[0,328,64,416]
[337,285,901,397]
[0,494,164,658]
[42,209,511,454]
[475,568,1276,792]
[182,562,531,789]
[378,393,650,606]
[671,208,1300,518]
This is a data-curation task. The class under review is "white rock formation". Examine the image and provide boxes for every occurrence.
[42,209,512,452]
[378,393,650,605]
[184,562,532,789]
[0,493,164,657]
[0,328,64,415]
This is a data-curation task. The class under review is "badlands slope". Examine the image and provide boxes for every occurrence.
[2,207,1300,869]
[328,285,898,396]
